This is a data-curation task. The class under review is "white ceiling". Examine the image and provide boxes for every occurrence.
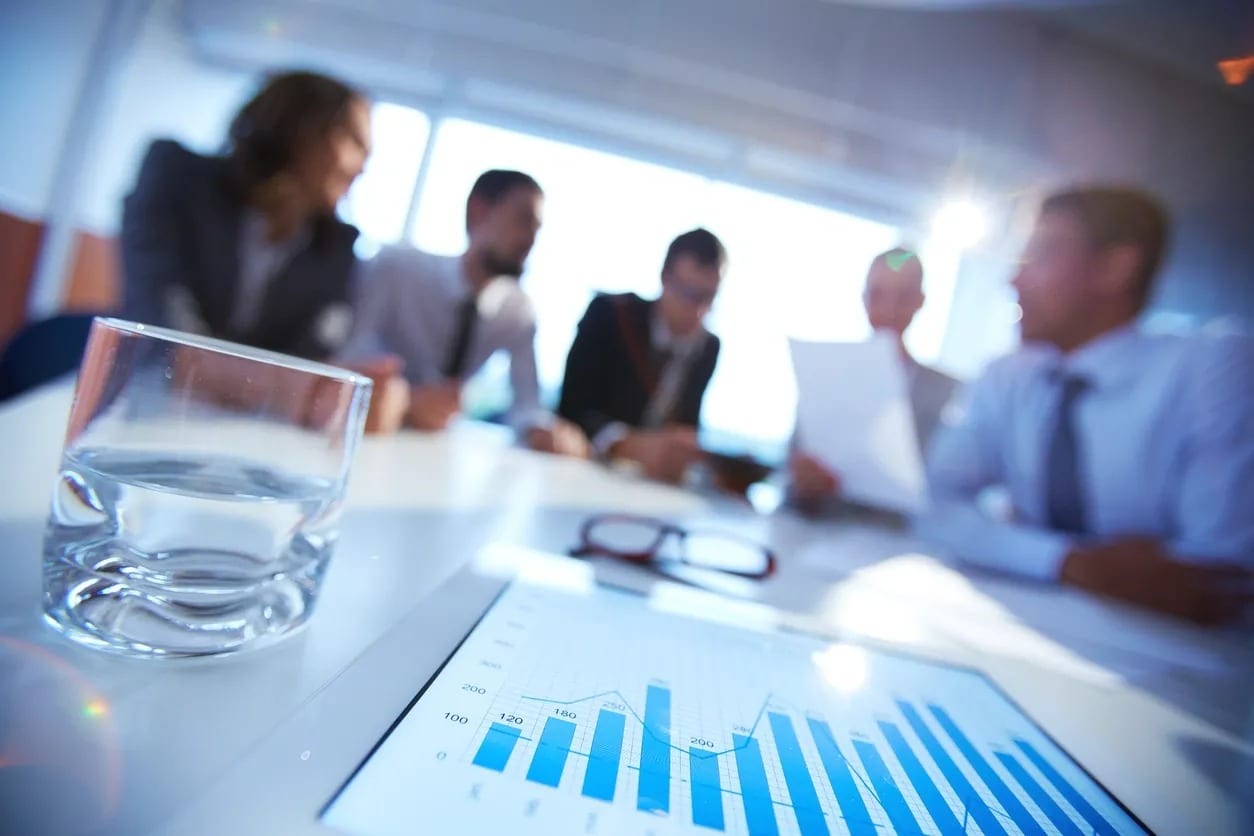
[180,0,1254,230]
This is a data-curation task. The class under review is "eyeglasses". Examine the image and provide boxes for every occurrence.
[570,514,777,579]
[667,281,718,308]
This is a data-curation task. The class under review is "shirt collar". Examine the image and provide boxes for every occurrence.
[649,306,706,355]
[242,209,311,254]
[1053,323,1144,389]
[456,254,522,305]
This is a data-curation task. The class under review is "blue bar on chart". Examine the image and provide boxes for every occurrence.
[805,718,877,836]
[1014,738,1118,836]
[896,701,1007,836]
[732,733,779,836]
[927,704,1044,836]
[472,722,522,772]
[637,685,672,814]
[996,751,1083,836]
[525,717,576,788]
[878,720,965,836]
[689,747,725,831]
[853,738,921,835]
[767,713,829,836]
[581,709,626,802]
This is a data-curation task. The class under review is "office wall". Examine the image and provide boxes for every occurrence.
[0,0,250,231]
[75,1,253,234]
[0,0,252,336]
[0,0,109,217]
[0,0,108,337]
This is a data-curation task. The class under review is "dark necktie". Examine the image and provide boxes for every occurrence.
[1045,373,1090,534]
[642,345,677,427]
[442,295,478,380]
[649,345,674,383]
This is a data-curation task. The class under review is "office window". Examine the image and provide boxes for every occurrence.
[340,102,430,256]
[410,118,709,418]
[693,181,900,451]
[409,118,949,454]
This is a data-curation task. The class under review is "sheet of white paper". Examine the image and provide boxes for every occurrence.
[790,333,927,514]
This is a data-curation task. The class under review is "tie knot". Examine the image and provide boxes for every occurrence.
[1053,370,1090,399]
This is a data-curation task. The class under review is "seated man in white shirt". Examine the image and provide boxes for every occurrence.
[340,169,587,456]
[917,186,1253,625]
[790,248,960,511]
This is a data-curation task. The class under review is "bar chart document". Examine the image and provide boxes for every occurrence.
[322,581,1147,835]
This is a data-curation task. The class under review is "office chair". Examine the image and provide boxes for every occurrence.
[0,313,100,403]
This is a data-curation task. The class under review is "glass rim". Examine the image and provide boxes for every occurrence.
[94,317,372,387]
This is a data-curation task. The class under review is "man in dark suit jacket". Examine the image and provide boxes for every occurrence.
[121,71,368,361]
[558,228,725,483]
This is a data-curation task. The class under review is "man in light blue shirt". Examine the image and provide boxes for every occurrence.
[918,186,1252,625]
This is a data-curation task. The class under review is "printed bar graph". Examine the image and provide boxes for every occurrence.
[637,685,672,814]
[525,717,576,787]
[767,713,828,836]
[323,583,1151,836]
[806,718,877,836]
[879,720,964,836]
[471,722,521,772]
[1015,738,1119,836]
[581,709,626,802]
[897,701,1007,836]
[853,738,920,835]
[996,751,1083,836]
[732,733,780,836]
[928,704,1044,836]
[689,748,725,831]
[472,692,1130,836]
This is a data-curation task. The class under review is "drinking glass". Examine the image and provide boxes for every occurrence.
[42,318,372,658]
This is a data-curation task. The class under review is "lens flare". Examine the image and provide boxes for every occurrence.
[0,637,122,829]
[810,643,870,694]
[931,200,989,249]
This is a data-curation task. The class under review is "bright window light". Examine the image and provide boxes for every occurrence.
[409,118,908,455]
[340,102,431,254]
[930,199,989,249]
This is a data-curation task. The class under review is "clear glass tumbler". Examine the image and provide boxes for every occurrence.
[42,318,372,658]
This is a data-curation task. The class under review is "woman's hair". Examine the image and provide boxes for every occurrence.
[226,70,363,192]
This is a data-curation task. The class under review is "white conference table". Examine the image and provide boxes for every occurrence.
[0,381,1251,836]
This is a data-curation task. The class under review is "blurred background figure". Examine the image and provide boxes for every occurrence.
[8,1,1253,451]
[790,247,960,511]
[918,186,1254,625]
[558,228,724,484]
[340,169,588,456]
[121,70,370,360]
[4,0,1253,447]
